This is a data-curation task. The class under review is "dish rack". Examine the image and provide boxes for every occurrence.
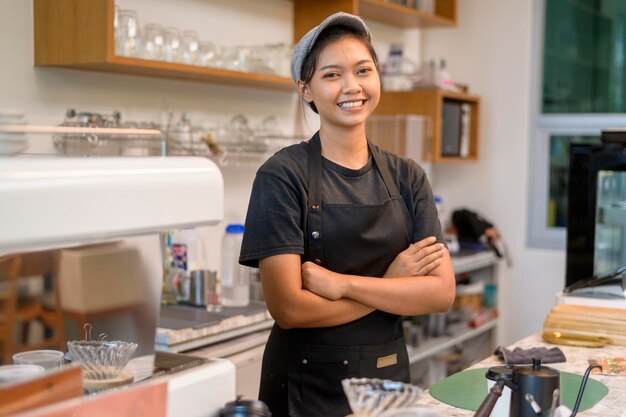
[1,117,305,166]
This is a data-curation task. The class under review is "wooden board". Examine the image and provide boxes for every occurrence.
[543,304,626,346]
[0,366,83,416]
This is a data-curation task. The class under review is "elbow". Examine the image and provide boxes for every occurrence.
[273,315,296,330]
[266,304,300,329]
[434,275,456,313]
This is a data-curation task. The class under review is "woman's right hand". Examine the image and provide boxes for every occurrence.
[383,236,445,278]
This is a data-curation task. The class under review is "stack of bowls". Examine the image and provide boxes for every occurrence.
[0,112,28,156]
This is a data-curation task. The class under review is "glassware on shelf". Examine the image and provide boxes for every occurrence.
[116,9,141,57]
[275,43,293,77]
[248,45,275,75]
[198,41,219,67]
[53,108,165,157]
[162,27,181,62]
[142,23,164,61]
[222,46,250,72]
[180,30,200,65]
[113,5,121,51]
[0,112,28,156]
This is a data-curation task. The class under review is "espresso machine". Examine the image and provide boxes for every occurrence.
[0,124,234,417]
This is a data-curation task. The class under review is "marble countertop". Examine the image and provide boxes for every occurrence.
[416,333,626,417]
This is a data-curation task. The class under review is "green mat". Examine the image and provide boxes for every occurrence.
[429,368,608,412]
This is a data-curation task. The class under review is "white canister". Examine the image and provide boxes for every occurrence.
[485,365,514,417]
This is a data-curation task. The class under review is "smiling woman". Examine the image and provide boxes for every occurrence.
[238,12,455,417]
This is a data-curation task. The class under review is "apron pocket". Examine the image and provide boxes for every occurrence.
[358,337,410,382]
[288,344,358,416]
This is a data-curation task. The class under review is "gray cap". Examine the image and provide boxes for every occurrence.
[290,12,371,84]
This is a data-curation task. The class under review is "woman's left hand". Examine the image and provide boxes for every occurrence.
[301,261,347,300]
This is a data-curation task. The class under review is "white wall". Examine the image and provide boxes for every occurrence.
[424,0,565,344]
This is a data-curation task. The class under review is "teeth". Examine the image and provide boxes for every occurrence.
[339,100,363,108]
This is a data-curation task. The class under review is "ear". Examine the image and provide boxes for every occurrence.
[297,80,313,104]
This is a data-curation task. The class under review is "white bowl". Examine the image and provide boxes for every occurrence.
[0,364,45,384]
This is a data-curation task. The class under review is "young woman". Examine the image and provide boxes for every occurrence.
[240,12,455,417]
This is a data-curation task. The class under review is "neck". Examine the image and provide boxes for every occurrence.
[318,124,369,169]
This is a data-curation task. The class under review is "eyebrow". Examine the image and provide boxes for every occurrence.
[318,59,374,71]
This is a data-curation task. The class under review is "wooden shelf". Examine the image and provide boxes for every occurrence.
[374,89,480,163]
[293,0,456,41]
[33,0,293,91]
[451,251,498,274]
[359,0,456,29]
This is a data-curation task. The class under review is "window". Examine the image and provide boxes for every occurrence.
[527,0,626,249]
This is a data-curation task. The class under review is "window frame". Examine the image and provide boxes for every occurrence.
[526,0,626,250]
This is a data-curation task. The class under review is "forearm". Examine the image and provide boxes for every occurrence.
[273,290,374,329]
[344,274,455,316]
[259,254,374,330]
[342,252,455,316]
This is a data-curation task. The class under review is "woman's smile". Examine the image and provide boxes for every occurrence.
[338,99,367,110]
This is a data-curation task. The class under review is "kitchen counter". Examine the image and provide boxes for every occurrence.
[156,302,273,352]
[416,333,626,417]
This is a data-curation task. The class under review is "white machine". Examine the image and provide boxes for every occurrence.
[0,150,235,417]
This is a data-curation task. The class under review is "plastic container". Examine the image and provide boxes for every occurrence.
[221,224,250,307]
[13,350,64,369]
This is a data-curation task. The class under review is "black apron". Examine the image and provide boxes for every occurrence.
[259,133,413,417]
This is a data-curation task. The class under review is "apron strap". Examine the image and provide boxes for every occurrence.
[306,133,324,265]
[367,140,402,199]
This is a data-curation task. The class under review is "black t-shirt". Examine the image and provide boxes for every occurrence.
[239,138,443,268]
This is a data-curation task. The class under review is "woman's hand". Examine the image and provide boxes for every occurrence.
[301,261,347,301]
[384,236,445,278]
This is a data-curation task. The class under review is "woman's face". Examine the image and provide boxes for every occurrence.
[300,36,380,130]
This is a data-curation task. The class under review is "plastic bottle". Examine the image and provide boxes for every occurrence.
[169,228,206,302]
[221,224,250,307]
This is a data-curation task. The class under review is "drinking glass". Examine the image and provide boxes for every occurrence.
[116,9,140,57]
[162,27,181,62]
[180,30,200,65]
[198,41,218,67]
[248,45,274,74]
[142,23,164,61]
[222,46,249,72]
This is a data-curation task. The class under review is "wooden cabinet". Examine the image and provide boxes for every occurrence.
[374,89,480,163]
[33,0,293,91]
[293,0,456,41]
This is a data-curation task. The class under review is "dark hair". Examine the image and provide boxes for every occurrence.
[299,25,380,114]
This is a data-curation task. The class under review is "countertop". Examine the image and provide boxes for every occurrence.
[417,333,626,417]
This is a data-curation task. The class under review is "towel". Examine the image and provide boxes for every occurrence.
[494,345,566,364]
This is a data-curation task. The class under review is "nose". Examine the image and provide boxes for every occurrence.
[342,73,362,95]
